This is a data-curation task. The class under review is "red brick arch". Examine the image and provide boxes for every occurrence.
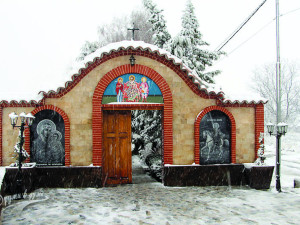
[194,106,236,164]
[24,105,71,166]
[92,64,173,166]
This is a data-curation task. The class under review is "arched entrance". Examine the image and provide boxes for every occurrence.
[92,64,172,184]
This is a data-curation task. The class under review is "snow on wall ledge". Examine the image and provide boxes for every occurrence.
[0,40,267,105]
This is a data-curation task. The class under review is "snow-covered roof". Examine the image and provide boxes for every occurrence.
[0,40,267,106]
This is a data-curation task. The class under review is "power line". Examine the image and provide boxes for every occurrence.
[226,6,300,56]
[215,0,267,52]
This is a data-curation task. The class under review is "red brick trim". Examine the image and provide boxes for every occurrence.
[194,106,236,164]
[92,64,173,166]
[102,104,164,110]
[24,105,71,166]
[255,103,264,158]
[42,49,221,100]
[216,99,265,108]
[0,107,2,166]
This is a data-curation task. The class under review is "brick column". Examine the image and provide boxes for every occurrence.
[255,103,264,158]
[0,107,2,166]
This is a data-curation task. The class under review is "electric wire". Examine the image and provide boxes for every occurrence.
[214,6,300,64]
[215,0,267,52]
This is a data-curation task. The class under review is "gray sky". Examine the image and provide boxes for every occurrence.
[0,0,299,100]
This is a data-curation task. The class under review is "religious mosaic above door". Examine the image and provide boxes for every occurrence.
[102,73,163,104]
[30,110,65,166]
[199,110,231,165]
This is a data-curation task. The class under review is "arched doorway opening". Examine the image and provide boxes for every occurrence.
[92,64,172,185]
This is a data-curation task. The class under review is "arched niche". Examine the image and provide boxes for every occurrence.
[194,106,236,164]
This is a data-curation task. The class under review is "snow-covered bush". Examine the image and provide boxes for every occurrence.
[145,154,162,181]
[255,133,266,166]
[12,131,29,165]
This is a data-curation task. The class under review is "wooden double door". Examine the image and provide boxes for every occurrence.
[103,110,132,185]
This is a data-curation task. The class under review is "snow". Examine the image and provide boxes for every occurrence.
[264,127,300,188]
[1,175,300,224]
[0,167,6,191]
[8,112,18,120]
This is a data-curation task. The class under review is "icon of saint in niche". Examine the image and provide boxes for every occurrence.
[124,75,140,102]
[32,119,64,165]
[201,122,229,162]
[48,130,64,164]
[115,77,123,102]
[140,77,149,102]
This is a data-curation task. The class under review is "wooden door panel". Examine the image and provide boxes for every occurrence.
[103,110,132,185]
[119,136,130,179]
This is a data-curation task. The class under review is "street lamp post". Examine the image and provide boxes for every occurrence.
[273,0,283,193]
[9,112,35,199]
[266,122,288,192]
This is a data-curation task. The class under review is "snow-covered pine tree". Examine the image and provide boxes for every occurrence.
[76,41,100,61]
[131,110,162,160]
[168,0,221,83]
[143,0,171,49]
[131,110,162,180]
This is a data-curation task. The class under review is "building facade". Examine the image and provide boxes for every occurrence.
[0,41,265,186]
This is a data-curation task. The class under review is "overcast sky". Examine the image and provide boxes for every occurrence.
[0,0,299,101]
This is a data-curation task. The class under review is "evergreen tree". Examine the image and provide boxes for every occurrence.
[143,0,171,49]
[76,41,100,61]
[131,110,162,180]
[168,0,221,83]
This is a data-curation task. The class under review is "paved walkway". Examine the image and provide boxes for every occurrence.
[1,166,300,224]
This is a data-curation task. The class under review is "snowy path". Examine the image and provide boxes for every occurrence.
[2,179,300,224]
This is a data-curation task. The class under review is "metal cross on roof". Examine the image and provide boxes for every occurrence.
[127,23,139,41]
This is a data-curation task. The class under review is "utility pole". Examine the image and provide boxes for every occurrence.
[275,0,282,192]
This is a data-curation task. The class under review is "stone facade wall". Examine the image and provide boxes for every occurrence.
[1,55,257,166]
[2,107,35,166]
[227,107,256,163]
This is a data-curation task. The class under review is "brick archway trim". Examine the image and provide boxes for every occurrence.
[92,64,173,166]
[24,105,71,166]
[194,106,236,164]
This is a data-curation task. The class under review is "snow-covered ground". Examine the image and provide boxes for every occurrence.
[264,128,300,188]
[1,181,300,224]
[1,131,300,224]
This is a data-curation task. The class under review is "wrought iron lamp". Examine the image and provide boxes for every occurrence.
[266,122,288,192]
[129,55,136,66]
[9,112,35,199]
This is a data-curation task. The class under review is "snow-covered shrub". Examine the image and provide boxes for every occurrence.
[145,154,162,181]
[255,133,266,166]
[12,131,29,165]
